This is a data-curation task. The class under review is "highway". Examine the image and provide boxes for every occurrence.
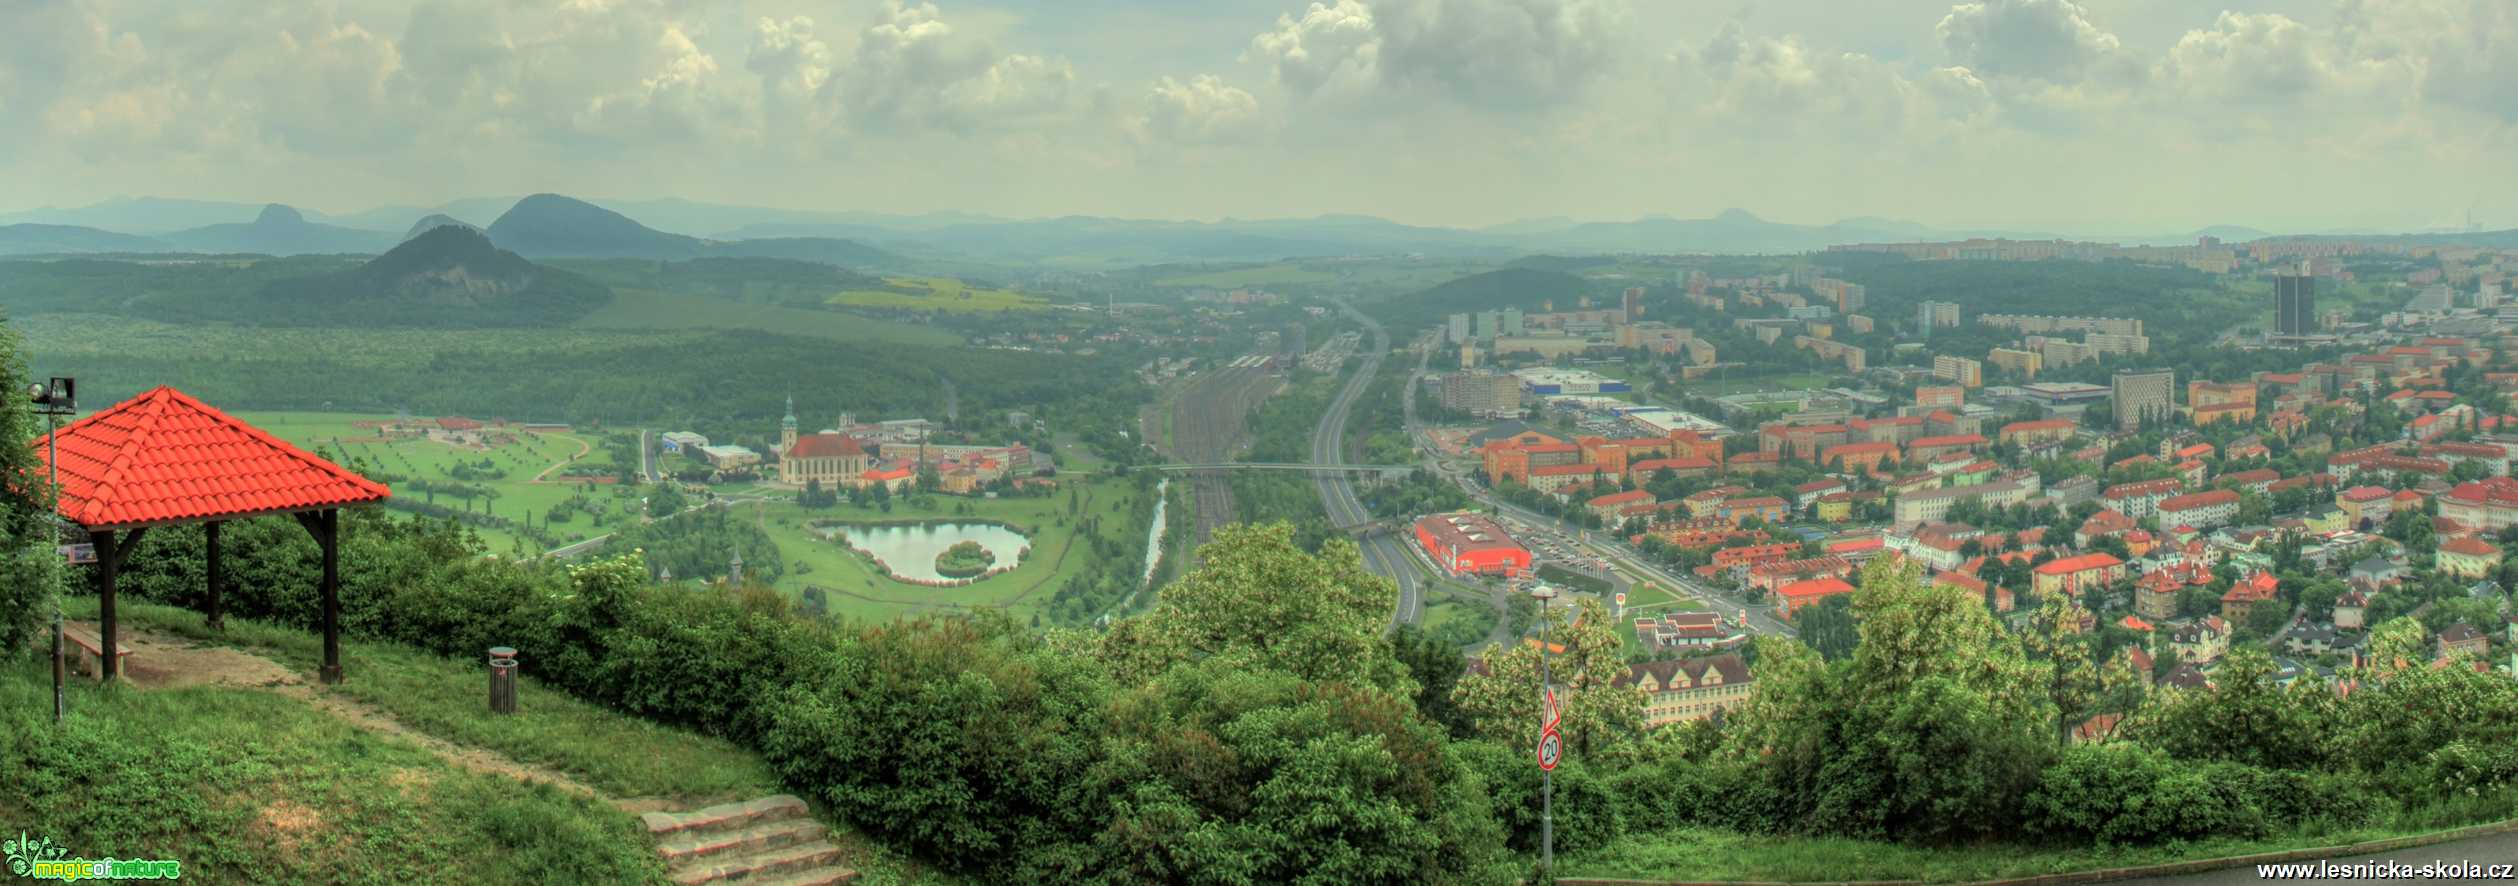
[1393,322,1797,639]
[1310,302,1428,627]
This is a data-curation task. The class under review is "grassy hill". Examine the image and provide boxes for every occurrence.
[5,598,945,884]
[249,226,614,327]
[1368,266,1594,328]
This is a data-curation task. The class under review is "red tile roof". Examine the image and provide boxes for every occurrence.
[31,386,391,528]
[2035,553,2124,575]
[1777,577,1855,600]
[2440,536,2501,557]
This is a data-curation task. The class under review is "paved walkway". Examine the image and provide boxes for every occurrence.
[2113,831,2518,884]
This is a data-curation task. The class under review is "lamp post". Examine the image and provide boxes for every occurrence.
[30,377,74,723]
[1531,581,1559,876]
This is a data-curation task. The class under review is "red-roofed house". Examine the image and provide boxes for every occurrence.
[1587,490,1654,522]
[1775,577,1855,618]
[2157,489,2241,529]
[1998,418,2077,447]
[2440,477,2518,532]
[2220,571,2279,623]
[2032,553,2126,599]
[1819,441,1900,475]
[2438,535,2504,579]
[1906,433,1988,462]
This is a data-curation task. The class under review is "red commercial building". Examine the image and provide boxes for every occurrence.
[1414,512,1532,577]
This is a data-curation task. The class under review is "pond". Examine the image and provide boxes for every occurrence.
[830,522,1032,583]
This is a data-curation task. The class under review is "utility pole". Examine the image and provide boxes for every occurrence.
[1532,582,1560,876]
[32,377,74,723]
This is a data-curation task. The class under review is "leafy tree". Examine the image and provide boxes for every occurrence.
[1792,593,1859,662]
[1097,522,1404,691]
[0,320,64,656]
[1450,596,1641,758]
[1390,623,1472,736]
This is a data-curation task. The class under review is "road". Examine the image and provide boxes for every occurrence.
[541,493,775,561]
[1394,321,1796,639]
[1310,302,1427,627]
[2111,829,2518,884]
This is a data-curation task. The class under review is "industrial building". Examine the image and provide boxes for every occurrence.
[1413,512,1532,577]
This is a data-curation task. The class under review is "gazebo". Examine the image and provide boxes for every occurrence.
[33,386,391,683]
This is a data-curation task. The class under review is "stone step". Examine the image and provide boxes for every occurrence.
[642,795,810,839]
[667,840,844,885]
[659,818,829,868]
[746,868,862,886]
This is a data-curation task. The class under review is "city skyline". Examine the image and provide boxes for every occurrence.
[2,0,2513,232]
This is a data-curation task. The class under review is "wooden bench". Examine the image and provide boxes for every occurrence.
[60,626,132,682]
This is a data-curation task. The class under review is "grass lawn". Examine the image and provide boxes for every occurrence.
[754,476,1152,623]
[577,289,960,346]
[0,655,664,884]
[1558,820,2514,884]
[64,598,780,805]
[831,276,1048,313]
[1151,263,1338,288]
[1687,372,1832,396]
[234,410,631,554]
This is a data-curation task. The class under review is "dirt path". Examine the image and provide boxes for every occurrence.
[89,623,637,808]
[529,433,596,484]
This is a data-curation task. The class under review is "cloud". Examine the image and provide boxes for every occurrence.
[1250,0,1626,111]
[1136,74,1263,143]
[1249,0,1382,100]
[1936,0,2138,84]
[836,1,1084,134]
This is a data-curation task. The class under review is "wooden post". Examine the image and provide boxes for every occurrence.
[93,529,117,682]
[295,510,344,684]
[319,510,341,684]
[91,526,148,683]
[205,520,225,632]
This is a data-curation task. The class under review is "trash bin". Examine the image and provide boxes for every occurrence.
[488,646,518,715]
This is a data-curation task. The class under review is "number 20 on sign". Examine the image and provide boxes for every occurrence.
[1537,727,1561,771]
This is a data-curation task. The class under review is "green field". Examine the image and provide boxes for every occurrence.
[831,276,1049,313]
[1683,372,1833,396]
[236,411,627,553]
[750,476,1153,622]
[577,289,961,346]
[1151,263,1338,288]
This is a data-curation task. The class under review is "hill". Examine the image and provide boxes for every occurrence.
[402,213,482,241]
[162,204,400,255]
[486,193,707,259]
[487,194,898,267]
[1372,267,1594,327]
[0,223,170,255]
[253,225,612,326]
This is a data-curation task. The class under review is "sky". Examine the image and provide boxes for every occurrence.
[1,0,2513,233]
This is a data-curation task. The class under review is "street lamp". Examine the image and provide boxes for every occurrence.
[1530,581,1560,876]
[30,377,74,724]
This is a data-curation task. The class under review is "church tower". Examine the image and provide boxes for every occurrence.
[780,394,799,455]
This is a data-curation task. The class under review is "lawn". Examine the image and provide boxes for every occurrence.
[1151,263,1338,288]
[61,597,779,806]
[234,410,630,554]
[831,276,1049,313]
[1686,372,1833,396]
[1559,820,2516,883]
[0,654,664,884]
[753,475,1153,623]
[576,288,961,346]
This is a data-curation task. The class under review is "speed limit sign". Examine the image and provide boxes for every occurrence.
[1537,728,1561,771]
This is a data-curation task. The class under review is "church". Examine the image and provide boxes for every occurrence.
[778,397,874,488]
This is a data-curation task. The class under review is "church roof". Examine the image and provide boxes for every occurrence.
[788,433,866,459]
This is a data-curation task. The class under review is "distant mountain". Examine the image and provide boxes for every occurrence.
[327,198,517,234]
[486,194,706,259]
[0,224,171,256]
[403,214,482,242]
[0,197,275,234]
[162,204,400,255]
[2192,225,2271,241]
[485,193,900,267]
[256,225,611,327]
